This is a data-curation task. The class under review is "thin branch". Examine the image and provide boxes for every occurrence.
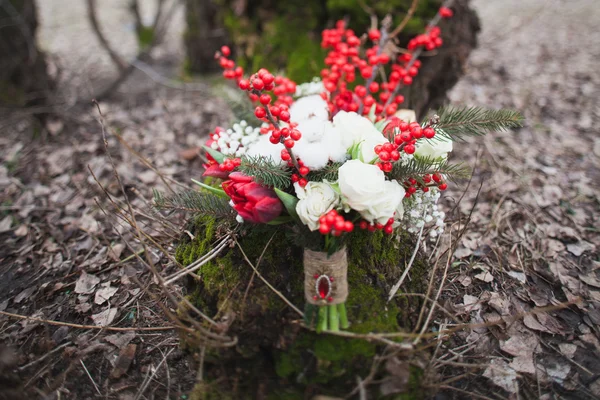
[87,0,127,71]
[387,222,424,302]
[389,0,421,38]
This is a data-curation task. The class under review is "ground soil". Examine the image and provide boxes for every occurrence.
[0,0,598,399]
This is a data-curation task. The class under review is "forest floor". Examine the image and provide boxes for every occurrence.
[0,0,599,399]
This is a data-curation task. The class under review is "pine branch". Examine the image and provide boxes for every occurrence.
[389,157,471,184]
[238,156,292,189]
[214,84,255,122]
[432,106,524,142]
[307,162,343,182]
[153,189,236,219]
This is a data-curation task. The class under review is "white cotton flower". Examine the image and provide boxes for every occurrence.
[290,95,329,122]
[338,160,405,224]
[415,137,453,160]
[294,182,340,231]
[293,119,346,169]
[244,134,285,165]
[333,111,389,160]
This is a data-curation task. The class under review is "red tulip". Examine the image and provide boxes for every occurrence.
[222,172,283,223]
[202,164,230,180]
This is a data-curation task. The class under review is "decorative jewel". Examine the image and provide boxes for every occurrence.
[315,275,332,299]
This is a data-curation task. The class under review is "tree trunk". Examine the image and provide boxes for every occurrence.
[0,0,52,108]
[178,218,432,399]
[184,0,480,116]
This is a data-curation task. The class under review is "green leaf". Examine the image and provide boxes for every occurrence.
[202,145,225,164]
[266,216,293,225]
[274,188,299,220]
[191,179,229,198]
[367,104,377,122]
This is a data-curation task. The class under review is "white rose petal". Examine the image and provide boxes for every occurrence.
[415,137,453,160]
[338,160,405,223]
[294,182,340,231]
[333,111,385,152]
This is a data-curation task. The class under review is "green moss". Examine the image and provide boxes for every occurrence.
[179,217,430,398]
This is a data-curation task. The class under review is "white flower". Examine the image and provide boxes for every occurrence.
[338,160,405,223]
[289,95,329,122]
[293,120,346,169]
[294,182,339,231]
[244,133,285,164]
[333,111,385,151]
[415,137,453,160]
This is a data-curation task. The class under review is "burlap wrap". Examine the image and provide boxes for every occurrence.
[303,247,348,305]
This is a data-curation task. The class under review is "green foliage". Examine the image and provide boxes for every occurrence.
[432,106,524,141]
[306,162,343,182]
[390,156,471,184]
[153,189,236,220]
[239,156,292,189]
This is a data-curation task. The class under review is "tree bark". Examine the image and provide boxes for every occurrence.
[0,0,52,108]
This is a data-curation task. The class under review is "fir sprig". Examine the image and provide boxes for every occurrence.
[153,189,236,219]
[306,162,343,182]
[432,106,524,141]
[389,156,471,184]
[238,155,292,189]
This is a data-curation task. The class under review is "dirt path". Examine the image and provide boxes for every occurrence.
[0,0,598,399]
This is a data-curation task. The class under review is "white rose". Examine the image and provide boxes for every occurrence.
[415,137,453,160]
[294,182,339,231]
[333,111,385,151]
[357,133,388,163]
[394,109,417,123]
[289,95,329,122]
[338,160,405,223]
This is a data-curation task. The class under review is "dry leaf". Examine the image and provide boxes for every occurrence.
[91,308,118,326]
[94,284,118,305]
[483,359,518,393]
[75,271,101,294]
[0,216,12,233]
[475,271,494,282]
[567,241,595,256]
[110,344,137,379]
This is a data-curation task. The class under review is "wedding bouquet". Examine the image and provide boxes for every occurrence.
[162,5,521,333]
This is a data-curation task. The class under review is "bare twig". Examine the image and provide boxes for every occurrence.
[387,223,424,302]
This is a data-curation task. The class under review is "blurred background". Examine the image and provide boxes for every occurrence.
[0,0,599,399]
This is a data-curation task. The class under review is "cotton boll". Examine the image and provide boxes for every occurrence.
[290,95,329,122]
[245,134,285,165]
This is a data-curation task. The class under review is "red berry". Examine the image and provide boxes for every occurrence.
[270,106,281,117]
[355,85,367,97]
[382,162,393,172]
[379,151,390,161]
[299,166,309,176]
[290,129,302,141]
[359,220,368,230]
[252,78,264,90]
[221,46,231,57]
[298,178,308,187]
[368,29,381,41]
[344,221,354,232]
[394,95,405,104]
[423,127,435,139]
[411,126,423,138]
[404,144,415,154]
[259,94,272,105]
[335,220,346,231]
[281,150,291,161]
[238,79,250,90]
[369,81,380,93]
[432,173,442,183]
[291,174,299,183]
[269,135,279,144]
[319,224,330,234]
[284,139,295,148]
[439,183,448,191]
[254,107,266,119]
[439,6,454,18]
[279,111,291,122]
[262,73,275,85]
[390,150,400,161]
[384,225,394,235]
[403,76,413,85]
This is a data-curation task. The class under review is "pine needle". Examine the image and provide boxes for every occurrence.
[153,189,235,219]
[390,157,471,184]
[238,156,292,189]
[432,106,524,141]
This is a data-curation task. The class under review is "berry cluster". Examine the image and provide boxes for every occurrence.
[403,173,447,199]
[358,217,395,235]
[318,209,354,236]
[217,46,244,81]
[218,157,242,172]
[290,158,311,187]
[407,26,444,52]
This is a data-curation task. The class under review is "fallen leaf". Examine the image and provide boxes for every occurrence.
[475,271,494,282]
[75,303,91,313]
[14,287,36,304]
[457,275,472,287]
[14,224,28,237]
[91,308,118,326]
[507,270,526,283]
[105,332,135,349]
[108,244,125,262]
[567,241,595,256]
[110,344,137,379]
[75,271,101,294]
[510,355,536,374]
[454,247,472,259]
[0,216,12,233]
[483,358,518,393]
[94,284,118,305]
[558,343,577,359]
[462,295,481,312]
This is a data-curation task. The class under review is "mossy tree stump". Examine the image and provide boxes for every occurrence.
[184,0,479,117]
[0,0,53,108]
[177,217,432,399]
